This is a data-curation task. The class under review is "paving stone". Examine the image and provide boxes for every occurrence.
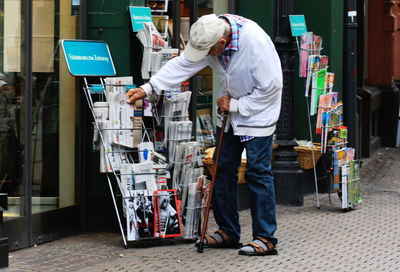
[4,147,400,272]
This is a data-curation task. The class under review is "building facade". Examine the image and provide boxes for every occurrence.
[0,0,399,252]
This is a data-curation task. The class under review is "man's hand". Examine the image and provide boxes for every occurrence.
[126,87,146,104]
[217,95,231,113]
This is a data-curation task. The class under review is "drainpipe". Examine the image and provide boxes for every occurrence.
[343,0,359,156]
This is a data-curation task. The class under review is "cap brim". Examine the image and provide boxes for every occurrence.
[183,42,209,62]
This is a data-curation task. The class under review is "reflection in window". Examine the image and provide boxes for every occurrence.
[1,0,24,219]
[1,0,77,219]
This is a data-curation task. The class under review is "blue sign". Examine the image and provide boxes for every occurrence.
[129,6,152,32]
[90,84,105,93]
[61,39,116,76]
[289,15,307,36]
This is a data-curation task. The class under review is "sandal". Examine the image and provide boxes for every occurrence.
[238,236,278,256]
[196,229,242,249]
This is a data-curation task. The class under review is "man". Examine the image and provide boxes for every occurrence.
[127,14,282,256]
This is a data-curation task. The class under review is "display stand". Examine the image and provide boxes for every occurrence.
[291,19,362,211]
[61,39,129,247]
[61,39,208,248]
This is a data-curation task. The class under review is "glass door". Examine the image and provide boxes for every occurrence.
[1,0,80,250]
[0,0,29,250]
[30,0,79,245]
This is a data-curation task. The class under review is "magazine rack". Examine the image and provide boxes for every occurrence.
[294,33,362,211]
[62,39,208,248]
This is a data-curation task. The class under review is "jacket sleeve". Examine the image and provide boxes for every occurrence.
[141,54,208,96]
[230,32,283,117]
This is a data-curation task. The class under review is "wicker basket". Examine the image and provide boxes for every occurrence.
[202,145,277,184]
[293,145,322,170]
[203,157,247,184]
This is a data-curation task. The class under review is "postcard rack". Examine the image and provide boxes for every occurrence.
[82,76,210,248]
[295,32,362,211]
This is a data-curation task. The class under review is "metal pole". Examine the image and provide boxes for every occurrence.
[78,0,88,231]
[189,0,198,137]
[172,0,181,49]
[106,174,128,248]
[343,0,358,156]
[24,0,34,246]
[305,98,320,208]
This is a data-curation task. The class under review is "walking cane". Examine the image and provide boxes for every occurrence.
[197,112,229,253]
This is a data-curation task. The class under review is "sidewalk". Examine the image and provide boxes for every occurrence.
[4,147,400,272]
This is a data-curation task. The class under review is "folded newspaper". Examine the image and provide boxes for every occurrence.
[120,161,157,197]
[163,91,192,149]
[136,22,168,79]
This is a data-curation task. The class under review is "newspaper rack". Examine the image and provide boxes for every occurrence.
[62,39,208,248]
[84,78,211,247]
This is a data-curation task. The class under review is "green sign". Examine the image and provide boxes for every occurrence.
[289,15,307,36]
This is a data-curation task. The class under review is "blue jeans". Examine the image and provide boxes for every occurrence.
[213,126,277,245]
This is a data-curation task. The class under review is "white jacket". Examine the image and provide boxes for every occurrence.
[141,19,283,137]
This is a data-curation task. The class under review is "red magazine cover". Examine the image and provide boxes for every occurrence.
[154,189,182,238]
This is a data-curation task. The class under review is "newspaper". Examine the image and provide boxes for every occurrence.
[136,22,167,79]
[120,161,157,196]
[108,92,142,148]
[151,48,179,74]
[132,161,157,192]
[99,120,125,173]
[183,174,207,239]
[163,91,192,149]
[167,121,192,162]
[172,141,199,191]
[92,101,108,151]
[104,76,134,96]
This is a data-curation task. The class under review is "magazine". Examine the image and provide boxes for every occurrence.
[125,190,155,241]
[347,160,362,207]
[147,0,168,12]
[154,189,182,238]
[152,15,169,40]
[184,175,208,239]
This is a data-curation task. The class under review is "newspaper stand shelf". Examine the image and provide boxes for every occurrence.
[84,81,136,248]
[61,39,207,248]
